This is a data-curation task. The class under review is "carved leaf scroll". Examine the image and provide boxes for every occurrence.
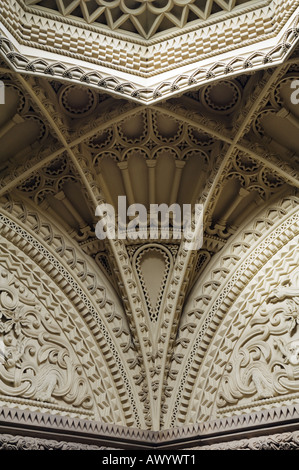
[0,269,93,410]
[217,268,299,409]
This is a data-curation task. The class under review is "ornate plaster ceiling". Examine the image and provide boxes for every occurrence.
[1,37,299,431]
[1,1,299,103]
[1,0,299,446]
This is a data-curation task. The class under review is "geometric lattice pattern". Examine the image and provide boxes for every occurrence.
[2,0,299,452]
[25,0,253,38]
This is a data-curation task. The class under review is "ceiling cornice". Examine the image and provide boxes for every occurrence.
[1,1,299,103]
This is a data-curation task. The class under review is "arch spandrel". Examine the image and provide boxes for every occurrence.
[0,194,144,427]
[168,190,299,427]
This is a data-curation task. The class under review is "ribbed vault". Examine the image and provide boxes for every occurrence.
[0,27,299,439]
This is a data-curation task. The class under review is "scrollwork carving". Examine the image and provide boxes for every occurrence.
[0,269,93,410]
[0,433,108,450]
[217,267,299,409]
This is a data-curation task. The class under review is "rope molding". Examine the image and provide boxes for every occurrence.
[0,9,299,104]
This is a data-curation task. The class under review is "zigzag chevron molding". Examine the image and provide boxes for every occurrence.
[0,403,299,449]
[1,1,299,103]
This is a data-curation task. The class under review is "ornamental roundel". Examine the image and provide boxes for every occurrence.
[58,85,97,118]
[201,80,241,114]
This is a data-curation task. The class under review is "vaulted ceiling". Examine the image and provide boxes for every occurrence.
[1,0,299,435]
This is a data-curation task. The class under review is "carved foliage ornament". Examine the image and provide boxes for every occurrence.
[192,430,299,450]
[0,269,93,410]
[217,267,299,409]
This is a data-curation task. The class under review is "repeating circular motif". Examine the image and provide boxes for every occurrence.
[187,128,215,147]
[17,175,41,193]
[87,129,113,150]
[59,85,97,118]
[272,74,299,108]
[43,156,68,177]
[234,153,259,174]
[260,168,284,189]
[4,83,27,114]
[201,80,241,114]
[152,113,183,143]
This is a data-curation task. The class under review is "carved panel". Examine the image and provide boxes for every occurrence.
[217,267,299,410]
[0,268,94,413]
[0,196,143,427]
[168,192,299,427]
